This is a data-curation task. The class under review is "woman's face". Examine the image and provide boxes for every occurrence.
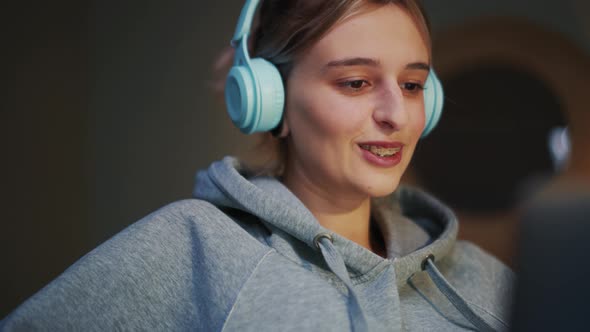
[283,4,430,199]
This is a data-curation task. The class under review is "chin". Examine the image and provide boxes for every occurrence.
[361,175,401,198]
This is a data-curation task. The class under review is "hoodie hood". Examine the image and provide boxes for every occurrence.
[193,156,458,286]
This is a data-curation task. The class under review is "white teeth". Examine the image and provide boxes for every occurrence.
[359,144,400,157]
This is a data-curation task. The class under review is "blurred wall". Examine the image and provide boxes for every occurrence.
[423,0,590,53]
[87,1,254,246]
[2,0,588,317]
[2,0,251,318]
[416,0,590,266]
[2,0,89,318]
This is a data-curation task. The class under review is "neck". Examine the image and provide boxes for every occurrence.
[282,166,379,254]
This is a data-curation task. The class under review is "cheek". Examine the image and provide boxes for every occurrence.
[409,101,427,141]
[401,103,427,165]
[288,87,367,141]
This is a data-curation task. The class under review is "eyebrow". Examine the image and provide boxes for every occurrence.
[321,57,431,73]
[405,62,431,71]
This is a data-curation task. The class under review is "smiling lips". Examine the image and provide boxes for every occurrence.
[358,141,404,167]
[359,144,401,157]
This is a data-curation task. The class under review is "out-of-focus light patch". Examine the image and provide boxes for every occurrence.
[548,126,570,172]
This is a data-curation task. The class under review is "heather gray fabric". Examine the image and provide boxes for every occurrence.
[1,156,514,331]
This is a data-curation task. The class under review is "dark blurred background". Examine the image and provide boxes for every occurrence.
[2,0,589,317]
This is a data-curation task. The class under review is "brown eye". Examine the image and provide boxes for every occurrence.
[339,79,369,91]
[401,82,424,92]
[349,80,365,89]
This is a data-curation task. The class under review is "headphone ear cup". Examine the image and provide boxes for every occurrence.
[421,70,444,138]
[249,58,285,133]
[226,65,256,132]
[224,58,285,134]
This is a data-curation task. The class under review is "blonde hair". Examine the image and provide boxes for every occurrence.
[213,0,432,176]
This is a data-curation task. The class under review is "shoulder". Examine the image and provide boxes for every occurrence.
[444,240,515,291]
[441,240,515,325]
[451,241,513,272]
[1,199,272,331]
[116,199,268,251]
[139,198,231,227]
[135,198,273,263]
[448,240,515,287]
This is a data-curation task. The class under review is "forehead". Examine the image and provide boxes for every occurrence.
[298,4,429,71]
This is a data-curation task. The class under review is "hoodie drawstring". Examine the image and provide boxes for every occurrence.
[313,233,496,332]
[315,233,369,332]
[422,256,497,332]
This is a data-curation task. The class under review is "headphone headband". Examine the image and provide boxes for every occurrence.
[231,0,260,45]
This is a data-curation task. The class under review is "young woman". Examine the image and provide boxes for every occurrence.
[1,1,513,331]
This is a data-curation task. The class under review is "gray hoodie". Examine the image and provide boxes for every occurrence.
[1,157,514,331]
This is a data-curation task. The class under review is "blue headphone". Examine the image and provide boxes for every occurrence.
[225,0,444,137]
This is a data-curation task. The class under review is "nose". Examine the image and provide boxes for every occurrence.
[372,82,407,131]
